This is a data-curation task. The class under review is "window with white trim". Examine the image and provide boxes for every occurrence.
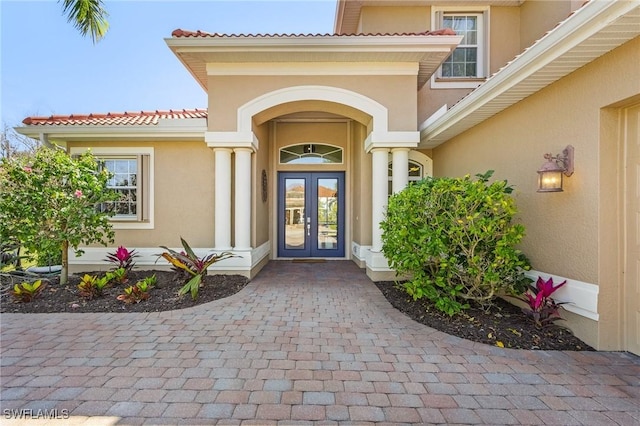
[280,143,343,164]
[70,147,154,229]
[433,8,488,88]
[99,156,149,221]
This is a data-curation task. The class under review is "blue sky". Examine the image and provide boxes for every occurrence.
[0,0,337,126]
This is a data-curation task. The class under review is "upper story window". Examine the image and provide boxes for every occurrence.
[280,144,343,164]
[441,14,482,78]
[432,7,488,89]
[70,147,153,229]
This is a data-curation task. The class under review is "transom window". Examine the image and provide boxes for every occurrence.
[280,144,343,164]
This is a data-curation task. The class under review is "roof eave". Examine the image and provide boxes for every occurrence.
[166,34,463,91]
[15,124,207,143]
[420,0,640,148]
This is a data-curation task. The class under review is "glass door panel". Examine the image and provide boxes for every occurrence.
[317,178,338,251]
[284,178,306,250]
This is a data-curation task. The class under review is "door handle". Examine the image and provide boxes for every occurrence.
[306,217,311,236]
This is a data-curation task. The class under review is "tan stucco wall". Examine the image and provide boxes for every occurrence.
[432,37,640,349]
[67,140,215,248]
[358,6,430,34]
[519,0,574,50]
[207,74,417,132]
[350,122,372,248]
[274,121,349,153]
[254,123,270,247]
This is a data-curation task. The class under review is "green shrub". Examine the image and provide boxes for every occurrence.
[0,147,119,284]
[381,171,530,315]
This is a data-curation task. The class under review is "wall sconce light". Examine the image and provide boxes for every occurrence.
[537,145,574,192]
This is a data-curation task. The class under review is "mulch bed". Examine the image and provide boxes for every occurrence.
[0,270,249,314]
[374,281,594,351]
[1,269,593,351]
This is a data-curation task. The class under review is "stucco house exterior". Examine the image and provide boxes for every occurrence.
[16,0,640,354]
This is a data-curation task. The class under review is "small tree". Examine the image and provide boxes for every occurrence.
[381,171,530,315]
[0,146,119,284]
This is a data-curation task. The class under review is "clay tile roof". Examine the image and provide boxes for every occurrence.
[22,108,207,126]
[170,28,456,38]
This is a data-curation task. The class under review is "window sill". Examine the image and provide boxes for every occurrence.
[431,77,486,90]
[111,221,153,230]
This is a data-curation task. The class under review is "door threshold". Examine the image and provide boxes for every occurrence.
[291,259,327,263]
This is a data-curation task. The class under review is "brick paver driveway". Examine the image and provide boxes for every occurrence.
[1,261,638,425]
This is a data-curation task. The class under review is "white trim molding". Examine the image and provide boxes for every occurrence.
[205,131,258,151]
[525,270,599,321]
[68,241,271,275]
[364,131,420,153]
[237,85,389,135]
[207,62,419,76]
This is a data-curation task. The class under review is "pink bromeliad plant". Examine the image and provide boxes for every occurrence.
[516,276,567,328]
[105,246,139,274]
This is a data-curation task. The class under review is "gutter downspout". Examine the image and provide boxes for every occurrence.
[39,132,53,148]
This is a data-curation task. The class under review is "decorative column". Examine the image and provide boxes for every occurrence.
[214,148,233,250]
[391,148,409,194]
[371,148,389,252]
[234,148,252,251]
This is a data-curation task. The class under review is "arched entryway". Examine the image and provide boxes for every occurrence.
[204,84,424,278]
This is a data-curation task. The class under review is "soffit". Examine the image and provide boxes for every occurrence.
[335,0,524,34]
[420,1,640,148]
[166,31,462,90]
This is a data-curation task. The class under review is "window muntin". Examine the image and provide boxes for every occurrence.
[280,144,343,164]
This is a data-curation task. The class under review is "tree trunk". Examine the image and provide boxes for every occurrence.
[60,240,69,285]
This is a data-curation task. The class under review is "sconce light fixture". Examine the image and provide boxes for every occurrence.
[537,145,574,192]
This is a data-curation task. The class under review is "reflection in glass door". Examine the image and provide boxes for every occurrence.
[278,172,345,257]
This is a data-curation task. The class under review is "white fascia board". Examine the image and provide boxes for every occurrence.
[167,34,462,50]
[420,0,640,146]
[15,125,207,141]
[206,62,418,76]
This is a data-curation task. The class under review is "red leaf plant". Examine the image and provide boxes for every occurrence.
[515,276,567,328]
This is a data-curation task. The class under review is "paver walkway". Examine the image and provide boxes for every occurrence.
[1,261,638,425]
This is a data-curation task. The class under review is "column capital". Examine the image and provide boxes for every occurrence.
[369,147,390,154]
[390,147,411,153]
[212,147,234,153]
[233,147,255,154]
[206,131,259,151]
[364,131,419,153]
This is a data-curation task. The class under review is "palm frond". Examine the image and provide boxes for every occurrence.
[60,0,109,43]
